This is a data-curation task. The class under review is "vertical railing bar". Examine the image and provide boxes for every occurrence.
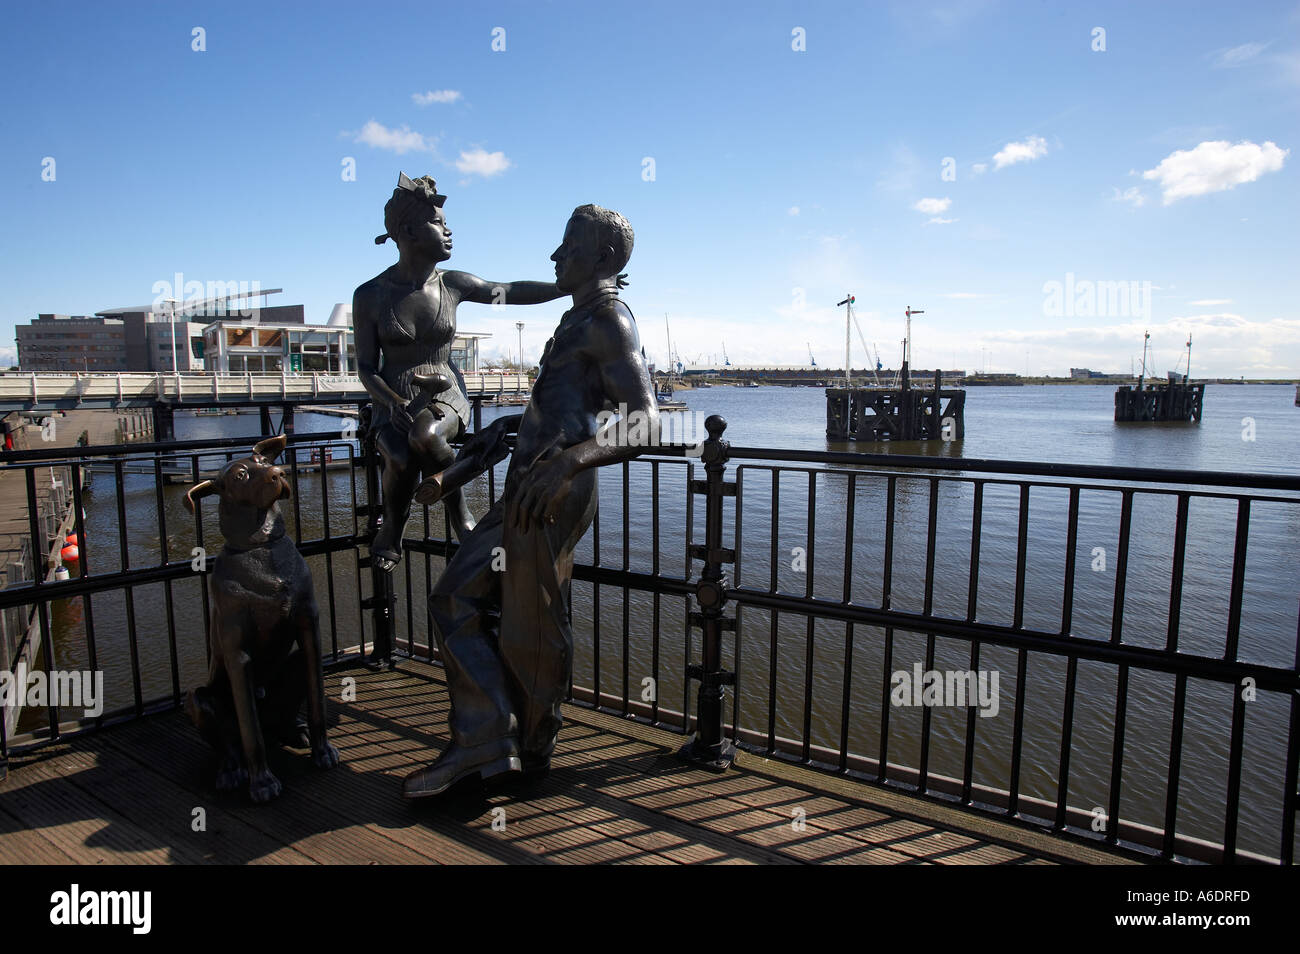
[1165,494,1190,652]
[838,474,856,772]
[1013,484,1029,630]
[1222,689,1247,863]
[961,480,984,803]
[113,459,144,715]
[1053,655,1079,830]
[68,457,99,692]
[801,471,816,762]
[592,479,601,710]
[650,461,661,724]
[423,504,434,661]
[152,455,180,706]
[683,461,693,731]
[404,541,414,656]
[1224,498,1250,662]
[1105,664,1129,845]
[1007,650,1028,817]
[1110,490,1133,644]
[918,478,940,792]
[622,461,630,713]
[289,438,303,546]
[1060,486,1079,635]
[191,455,212,662]
[320,444,338,659]
[967,481,983,623]
[1161,672,1187,858]
[878,475,896,784]
[766,470,779,752]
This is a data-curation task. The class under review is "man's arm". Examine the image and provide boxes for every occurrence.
[511,305,658,532]
[442,270,565,306]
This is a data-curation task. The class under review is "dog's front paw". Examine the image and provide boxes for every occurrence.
[248,769,283,803]
[215,760,248,792]
[313,741,340,769]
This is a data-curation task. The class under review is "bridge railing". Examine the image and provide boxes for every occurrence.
[0,370,529,406]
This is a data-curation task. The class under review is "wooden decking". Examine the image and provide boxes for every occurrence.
[0,659,1131,865]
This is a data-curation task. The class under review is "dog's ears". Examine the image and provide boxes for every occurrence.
[253,434,287,462]
[184,479,218,513]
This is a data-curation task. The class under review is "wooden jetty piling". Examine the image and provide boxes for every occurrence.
[1114,378,1204,422]
[826,367,966,441]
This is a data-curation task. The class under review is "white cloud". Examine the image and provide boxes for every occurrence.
[412,89,462,106]
[993,136,1048,169]
[941,292,986,299]
[927,216,957,225]
[1189,299,1232,306]
[788,206,800,216]
[352,120,433,155]
[1142,139,1288,204]
[972,162,987,175]
[1212,42,1270,69]
[455,148,511,177]
[913,196,951,215]
[1111,185,1146,207]
[982,313,1300,376]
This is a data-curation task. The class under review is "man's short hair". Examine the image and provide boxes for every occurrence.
[572,204,634,275]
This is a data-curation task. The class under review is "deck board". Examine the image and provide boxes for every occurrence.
[0,659,1135,865]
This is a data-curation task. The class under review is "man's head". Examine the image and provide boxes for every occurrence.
[551,204,633,292]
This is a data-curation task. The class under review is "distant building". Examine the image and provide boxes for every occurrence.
[16,314,130,371]
[16,297,491,375]
[1070,368,1118,379]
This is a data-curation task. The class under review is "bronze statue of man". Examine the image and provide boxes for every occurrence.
[353,173,565,571]
[403,204,658,797]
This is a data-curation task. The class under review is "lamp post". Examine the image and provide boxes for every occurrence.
[164,298,180,372]
[515,321,525,390]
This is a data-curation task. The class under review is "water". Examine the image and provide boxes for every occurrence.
[38,384,1300,858]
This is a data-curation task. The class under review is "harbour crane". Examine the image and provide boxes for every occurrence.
[807,343,816,367]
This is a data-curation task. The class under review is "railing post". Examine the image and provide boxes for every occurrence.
[680,414,737,771]
[359,409,396,669]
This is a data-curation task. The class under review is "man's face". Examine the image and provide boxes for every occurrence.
[403,205,453,262]
[551,215,600,292]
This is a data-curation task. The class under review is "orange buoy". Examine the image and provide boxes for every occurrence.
[60,544,80,562]
[65,532,81,546]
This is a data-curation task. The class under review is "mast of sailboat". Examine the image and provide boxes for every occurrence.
[1138,330,1150,388]
[836,294,855,388]
[903,305,924,392]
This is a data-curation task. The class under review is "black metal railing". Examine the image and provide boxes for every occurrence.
[1,415,1297,866]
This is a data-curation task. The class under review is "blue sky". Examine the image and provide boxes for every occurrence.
[1,0,1296,376]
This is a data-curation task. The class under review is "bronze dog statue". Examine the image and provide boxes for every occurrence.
[183,434,339,802]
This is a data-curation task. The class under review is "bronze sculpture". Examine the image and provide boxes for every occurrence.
[353,172,566,572]
[404,204,658,797]
[183,435,339,802]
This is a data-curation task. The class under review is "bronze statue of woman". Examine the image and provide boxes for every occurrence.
[353,173,564,571]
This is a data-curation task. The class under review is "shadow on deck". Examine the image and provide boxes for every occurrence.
[0,659,1133,865]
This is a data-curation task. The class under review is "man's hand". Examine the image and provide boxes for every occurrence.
[459,416,517,468]
[510,453,575,534]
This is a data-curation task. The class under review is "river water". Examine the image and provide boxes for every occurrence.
[39,383,1300,858]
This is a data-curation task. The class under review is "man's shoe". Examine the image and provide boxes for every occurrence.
[521,755,550,779]
[402,739,522,798]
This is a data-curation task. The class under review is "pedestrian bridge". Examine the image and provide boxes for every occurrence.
[0,371,529,412]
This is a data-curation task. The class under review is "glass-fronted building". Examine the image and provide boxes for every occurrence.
[201,321,490,375]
